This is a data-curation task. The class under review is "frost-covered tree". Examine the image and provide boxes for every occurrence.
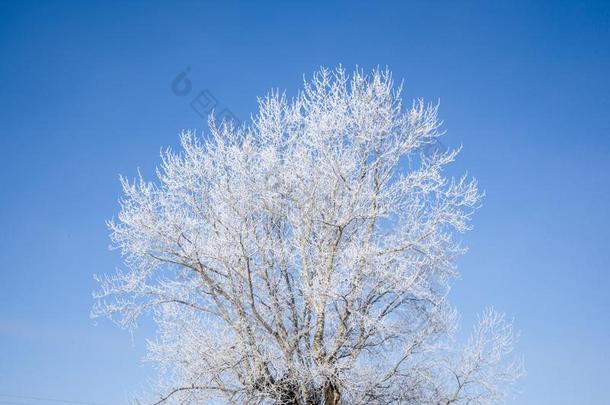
[93,67,523,404]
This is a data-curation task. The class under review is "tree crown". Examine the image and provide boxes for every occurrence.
[94,67,522,404]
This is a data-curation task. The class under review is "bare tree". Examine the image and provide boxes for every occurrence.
[93,67,523,404]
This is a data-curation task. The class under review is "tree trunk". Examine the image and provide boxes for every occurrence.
[324,382,341,405]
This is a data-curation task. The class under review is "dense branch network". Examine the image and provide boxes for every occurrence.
[93,67,523,404]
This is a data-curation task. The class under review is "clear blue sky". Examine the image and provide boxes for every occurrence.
[0,1,608,404]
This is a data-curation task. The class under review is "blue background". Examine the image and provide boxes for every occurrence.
[1,1,608,404]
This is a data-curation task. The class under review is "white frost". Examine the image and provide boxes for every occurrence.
[93,67,523,404]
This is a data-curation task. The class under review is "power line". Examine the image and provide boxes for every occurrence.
[0,394,111,405]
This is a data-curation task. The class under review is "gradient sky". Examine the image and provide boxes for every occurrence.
[1,1,609,404]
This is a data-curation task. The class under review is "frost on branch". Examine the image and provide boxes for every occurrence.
[93,67,522,404]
